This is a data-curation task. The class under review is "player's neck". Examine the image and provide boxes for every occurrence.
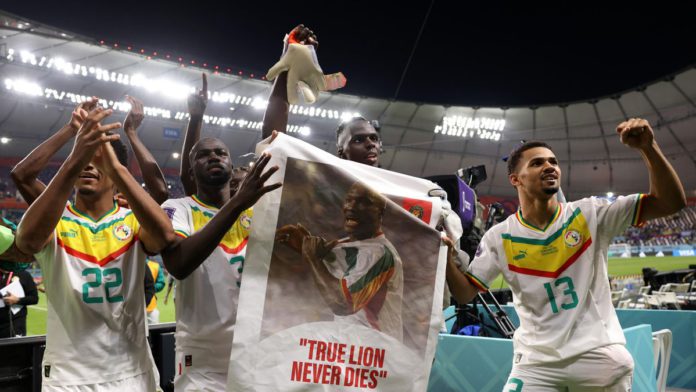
[73,194,117,221]
[518,195,559,230]
[194,184,230,209]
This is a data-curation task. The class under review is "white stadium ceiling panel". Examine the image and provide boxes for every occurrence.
[566,103,596,127]
[504,108,533,132]
[568,138,608,161]
[400,124,436,146]
[570,162,610,193]
[673,68,696,97]
[670,120,696,145]
[379,124,404,146]
[430,134,466,154]
[645,81,687,109]
[409,104,445,131]
[535,106,565,130]
[671,155,696,188]
[464,137,501,158]
[353,98,390,121]
[617,91,654,118]
[568,123,602,139]
[380,101,419,127]
[594,98,624,123]
[611,160,650,193]
[421,151,463,177]
[389,149,427,176]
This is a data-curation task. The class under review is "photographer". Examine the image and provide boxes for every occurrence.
[1,265,38,338]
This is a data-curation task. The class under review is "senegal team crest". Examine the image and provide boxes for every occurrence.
[113,224,133,241]
[564,230,582,248]
[240,213,252,230]
[409,205,425,219]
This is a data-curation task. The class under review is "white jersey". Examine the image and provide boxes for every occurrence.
[466,194,646,364]
[35,202,155,386]
[161,195,252,372]
[321,234,403,341]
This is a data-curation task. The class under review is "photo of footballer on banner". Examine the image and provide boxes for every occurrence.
[228,134,447,392]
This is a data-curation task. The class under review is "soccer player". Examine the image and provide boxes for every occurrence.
[160,132,280,390]
[14,106,176,391]
[276,181,404,341]
[446,118,686,391]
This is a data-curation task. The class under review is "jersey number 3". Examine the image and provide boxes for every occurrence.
[82,267,124,304]
[543,276,578,314]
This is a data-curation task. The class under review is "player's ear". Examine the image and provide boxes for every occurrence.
[337,148,345,159]
[509,173,520,187]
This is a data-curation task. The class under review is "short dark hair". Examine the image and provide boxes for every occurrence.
[108,136,129,167]
[335,117,381,141]
[506,141,554,175]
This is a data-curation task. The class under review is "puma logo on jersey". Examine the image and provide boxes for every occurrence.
[513,250,527,260]
[60,229,78,238]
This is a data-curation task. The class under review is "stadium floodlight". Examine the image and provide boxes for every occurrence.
[607,192,614,198]
[172,152,180,159]
[0,137,10,144]
[434,115,505,142]
[4,78,43,96]
[1,77,307,133]
[251,97,268,110]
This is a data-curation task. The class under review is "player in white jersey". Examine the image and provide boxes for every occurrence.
[160,135,281,391]
[276,181,404,341]
[445,118,686,391]
[15,106,176,391]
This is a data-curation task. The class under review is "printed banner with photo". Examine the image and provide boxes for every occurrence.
[228,134,447,391]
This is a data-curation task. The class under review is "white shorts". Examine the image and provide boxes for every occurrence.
[174,350,227,392]
[42,370,160,392]
[504,344,634,392]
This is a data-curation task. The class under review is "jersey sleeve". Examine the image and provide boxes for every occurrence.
[465,229,502,292]
[593,194,646,240]
[161,199,192,238]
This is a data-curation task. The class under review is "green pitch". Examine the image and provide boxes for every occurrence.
[22,256,696,335]
[486,256,696,290]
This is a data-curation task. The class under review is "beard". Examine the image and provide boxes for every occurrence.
[543,186,559,195]
[200,171,231,187]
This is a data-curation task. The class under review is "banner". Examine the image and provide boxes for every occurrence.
[228,134,447,391]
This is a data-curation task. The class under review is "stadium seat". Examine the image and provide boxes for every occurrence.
[652,329,672,392]
[653,292,681,310]
[611,291,624,307]
[617,299,632,309]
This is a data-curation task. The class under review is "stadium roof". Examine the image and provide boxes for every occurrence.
[0,10,695,199]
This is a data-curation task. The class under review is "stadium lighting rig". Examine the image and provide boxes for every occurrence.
[434,115,506,141]
[3,77,311,135]
[4,47,367,125]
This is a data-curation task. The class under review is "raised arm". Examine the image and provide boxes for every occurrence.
[162,153,281,279]
[11,98,97,205]
[616,118,686,221]
[443,237,479,304]
[180,74,208,196]
[262,25,318,139]
[92,142,176,254]
[16,107,121,255]
[123,95,168,204]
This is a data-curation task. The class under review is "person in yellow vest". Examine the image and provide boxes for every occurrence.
[146,258,165,324]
